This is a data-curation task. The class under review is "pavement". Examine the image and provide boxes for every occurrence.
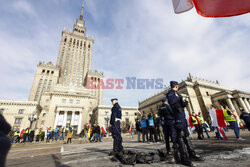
[6,130,250,167]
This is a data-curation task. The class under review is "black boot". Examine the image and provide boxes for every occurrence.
[181,157,193,167]
[189,151,205,161]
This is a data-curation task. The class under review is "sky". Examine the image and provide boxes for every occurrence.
[0,0,249,107]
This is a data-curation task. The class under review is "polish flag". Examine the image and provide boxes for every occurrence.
[210,109,227,139]
[193,0,250,17]
[19,128,25,137]
[101,126,107,134]
[129,123,133,133]
[186,111,194,128]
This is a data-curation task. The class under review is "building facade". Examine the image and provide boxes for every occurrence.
[0,100,41,130]
[27,6,103,133]
[139,74,250,122]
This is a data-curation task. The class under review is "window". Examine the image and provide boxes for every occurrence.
[13,126,20,131]
[46,99,49,103]
[62,99,66,103]
[51,71,54,74]
[14,118,22,124]
[76,100,80,104]
[206,92,210,96]
[47,70,50,74]
[0,109,4,114]
[125,112,129,116]
[44,106,48,109]
[69,99,73,104]
[42,69,45,73]
[42,113,46,117]
[18,109,24,114]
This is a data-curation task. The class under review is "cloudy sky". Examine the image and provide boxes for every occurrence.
[0,0,249,107]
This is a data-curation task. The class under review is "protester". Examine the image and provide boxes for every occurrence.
[239,108,250,131]
[54,127,58,141]
[128,124,133,139]
[135,119,141,142]
[191,112,203,140]
[89,124,96,142]
[12,130,20,144]
[35,128,40,142]
[94,124,102,142]
[197,112,210,138]
[223,106,245,140]
[30,129,35,142]
[46,127,51,142]
[23,127,30,143]
[60,127,66,141]
[67,127,73,144]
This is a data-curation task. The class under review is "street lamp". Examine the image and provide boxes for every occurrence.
[104,113,109,137]
[28,113,38,129]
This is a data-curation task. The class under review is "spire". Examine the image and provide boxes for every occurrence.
[80,4,84,20]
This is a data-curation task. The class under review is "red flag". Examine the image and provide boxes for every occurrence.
[129,124,133,133]
[188,112,194,128]
[101,126,107,134]
[193,0,250,17]
[216,109,227,127]
[20,128,25,137]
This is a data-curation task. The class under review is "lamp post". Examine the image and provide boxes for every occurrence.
[104,113,109,137]
[28,113,38,129]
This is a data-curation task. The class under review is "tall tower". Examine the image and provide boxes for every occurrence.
[56,5,94,87]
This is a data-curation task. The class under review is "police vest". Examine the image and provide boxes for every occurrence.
[35,130,40,135]
[197,116,204,124]
[140,120,147,128]
[25,129,29,133]
[191,116,198,125]
[148,117,155,127]
[223,109,236,122]
[14,132,19,136]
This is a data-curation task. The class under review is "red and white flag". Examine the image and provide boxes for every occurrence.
[210,109,227,139]
[172,0,194,14]
[101,126,107,134]
[129,123,133,133]
[19,128,25,137]
[193,0,250,17]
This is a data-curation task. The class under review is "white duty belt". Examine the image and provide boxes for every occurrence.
[115,118,122,122]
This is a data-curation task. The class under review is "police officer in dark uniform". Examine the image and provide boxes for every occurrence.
[166,81,204,166]
[109,98,123,153]
[0,113,11,167]
[158,97,175,154]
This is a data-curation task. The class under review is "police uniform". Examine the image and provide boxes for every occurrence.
[0,114,11,167]
[158,98,175,153]
[166,81,203,166]
[110,98,123,152]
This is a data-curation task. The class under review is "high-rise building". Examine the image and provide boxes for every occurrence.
[28,5,103,133]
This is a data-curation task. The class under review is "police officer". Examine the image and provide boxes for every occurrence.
[166,81,203,166]
[159,98,175,154]
[109,98,123,153]
[140,115,148,142]
[0,113,11,167]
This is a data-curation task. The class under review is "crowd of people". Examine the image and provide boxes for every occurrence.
[134,104,250,144]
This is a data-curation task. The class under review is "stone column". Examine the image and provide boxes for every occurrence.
[78,112,82,134]
[63,111,68,127]
[214,101,223,110]
[226,98,236,111]
[243,98,250,112]
[71,111,75,126]
[237,98,249,113]
[232,100,241,115]
[54,111,59,129]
